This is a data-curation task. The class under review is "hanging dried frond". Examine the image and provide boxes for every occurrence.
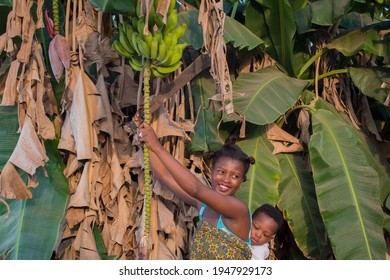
[198,0,234,116]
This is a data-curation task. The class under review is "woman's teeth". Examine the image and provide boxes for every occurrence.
[219,185,229,192]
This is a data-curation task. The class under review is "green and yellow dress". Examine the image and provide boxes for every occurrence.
[190,204,252,260]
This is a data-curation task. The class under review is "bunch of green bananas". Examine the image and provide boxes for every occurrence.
[112,0,188,78]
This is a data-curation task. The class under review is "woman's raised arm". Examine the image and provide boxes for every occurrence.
[149,149,199,208]
[139,123,249,221]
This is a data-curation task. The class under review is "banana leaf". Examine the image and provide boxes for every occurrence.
[225,66,308,125]
[177,10,203,49]
[90,0,135,15]
[293,5,312,34]
[177,10,265,51]
[310,0,353,26]
[0,106,17,168]
[315,98,390,211]
[236,124,280,212]
[309,108,386,260]
[349,67,390,104]
[187,71,229,153]
[340,12,380,29]
[288,0,308,11]
[0,0,11,7]
[326,21,390,57]
[245,1,274,54]
[224,13,267,51]
[254,0,296,75]
[0,3,10,35]
[0,106,68,260]
[277,153,328,259]
[93,225,117,260]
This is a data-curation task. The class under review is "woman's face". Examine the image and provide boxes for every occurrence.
[210,156,245,196]
[250,213,279,246]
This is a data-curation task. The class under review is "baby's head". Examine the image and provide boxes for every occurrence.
[250,204,284,246]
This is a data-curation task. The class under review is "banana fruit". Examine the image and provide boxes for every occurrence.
[156,40,166,61]
[151,61,182,77]
[112,40,132,58]
[137,37,151,58]
[150,37,159,60]
[129,56,143,71]
[118,24,136,55]
[112,0,188,76]
[163,9,177,36]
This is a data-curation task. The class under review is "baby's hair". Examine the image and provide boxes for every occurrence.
[252,204,284,230]
[204,135,255,181]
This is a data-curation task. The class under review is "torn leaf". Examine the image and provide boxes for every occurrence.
[9,116,48,176]
[266,123,303,154]
[0,161,31,199]
[1,60,20,106]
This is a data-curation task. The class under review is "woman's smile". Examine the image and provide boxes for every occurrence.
[211,156,245,195]
[215,183,231,194]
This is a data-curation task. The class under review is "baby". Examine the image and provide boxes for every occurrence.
[250,204,284,260]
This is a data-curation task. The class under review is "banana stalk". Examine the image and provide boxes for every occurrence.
[140,61,152,258]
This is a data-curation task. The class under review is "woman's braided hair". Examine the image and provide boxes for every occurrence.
[204,135,255,182]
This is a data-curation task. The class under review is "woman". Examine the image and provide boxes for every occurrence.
[138,122,255,260]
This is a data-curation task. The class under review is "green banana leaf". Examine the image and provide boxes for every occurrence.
[187,71,229,153]
[90,0,135,15]
[225,66,308,125]
[288,0,308,11]
[177,10,203,50]
[326,21,390,57]
[236,124,280,212]
[310,0,353,26]
[349,67,390,104]
[254,0,297,76]
[224,14,267,51]
[0,106,68,259]
[294,1,382,33]
[93,225,117,260]
[340,12,380,29]
[177,10,265,51]
[293,5,312,34]
[315,98,390,211]
[245,1,274,54]
[0,0,11,7]
[309,108,386,259]
[0,4,10,35]
[289,0,312,34]
[277,153,328,259]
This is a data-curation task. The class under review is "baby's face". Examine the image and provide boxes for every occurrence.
[250,213,279,246]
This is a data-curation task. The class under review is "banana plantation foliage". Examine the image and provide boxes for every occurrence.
[0,0,389,260]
